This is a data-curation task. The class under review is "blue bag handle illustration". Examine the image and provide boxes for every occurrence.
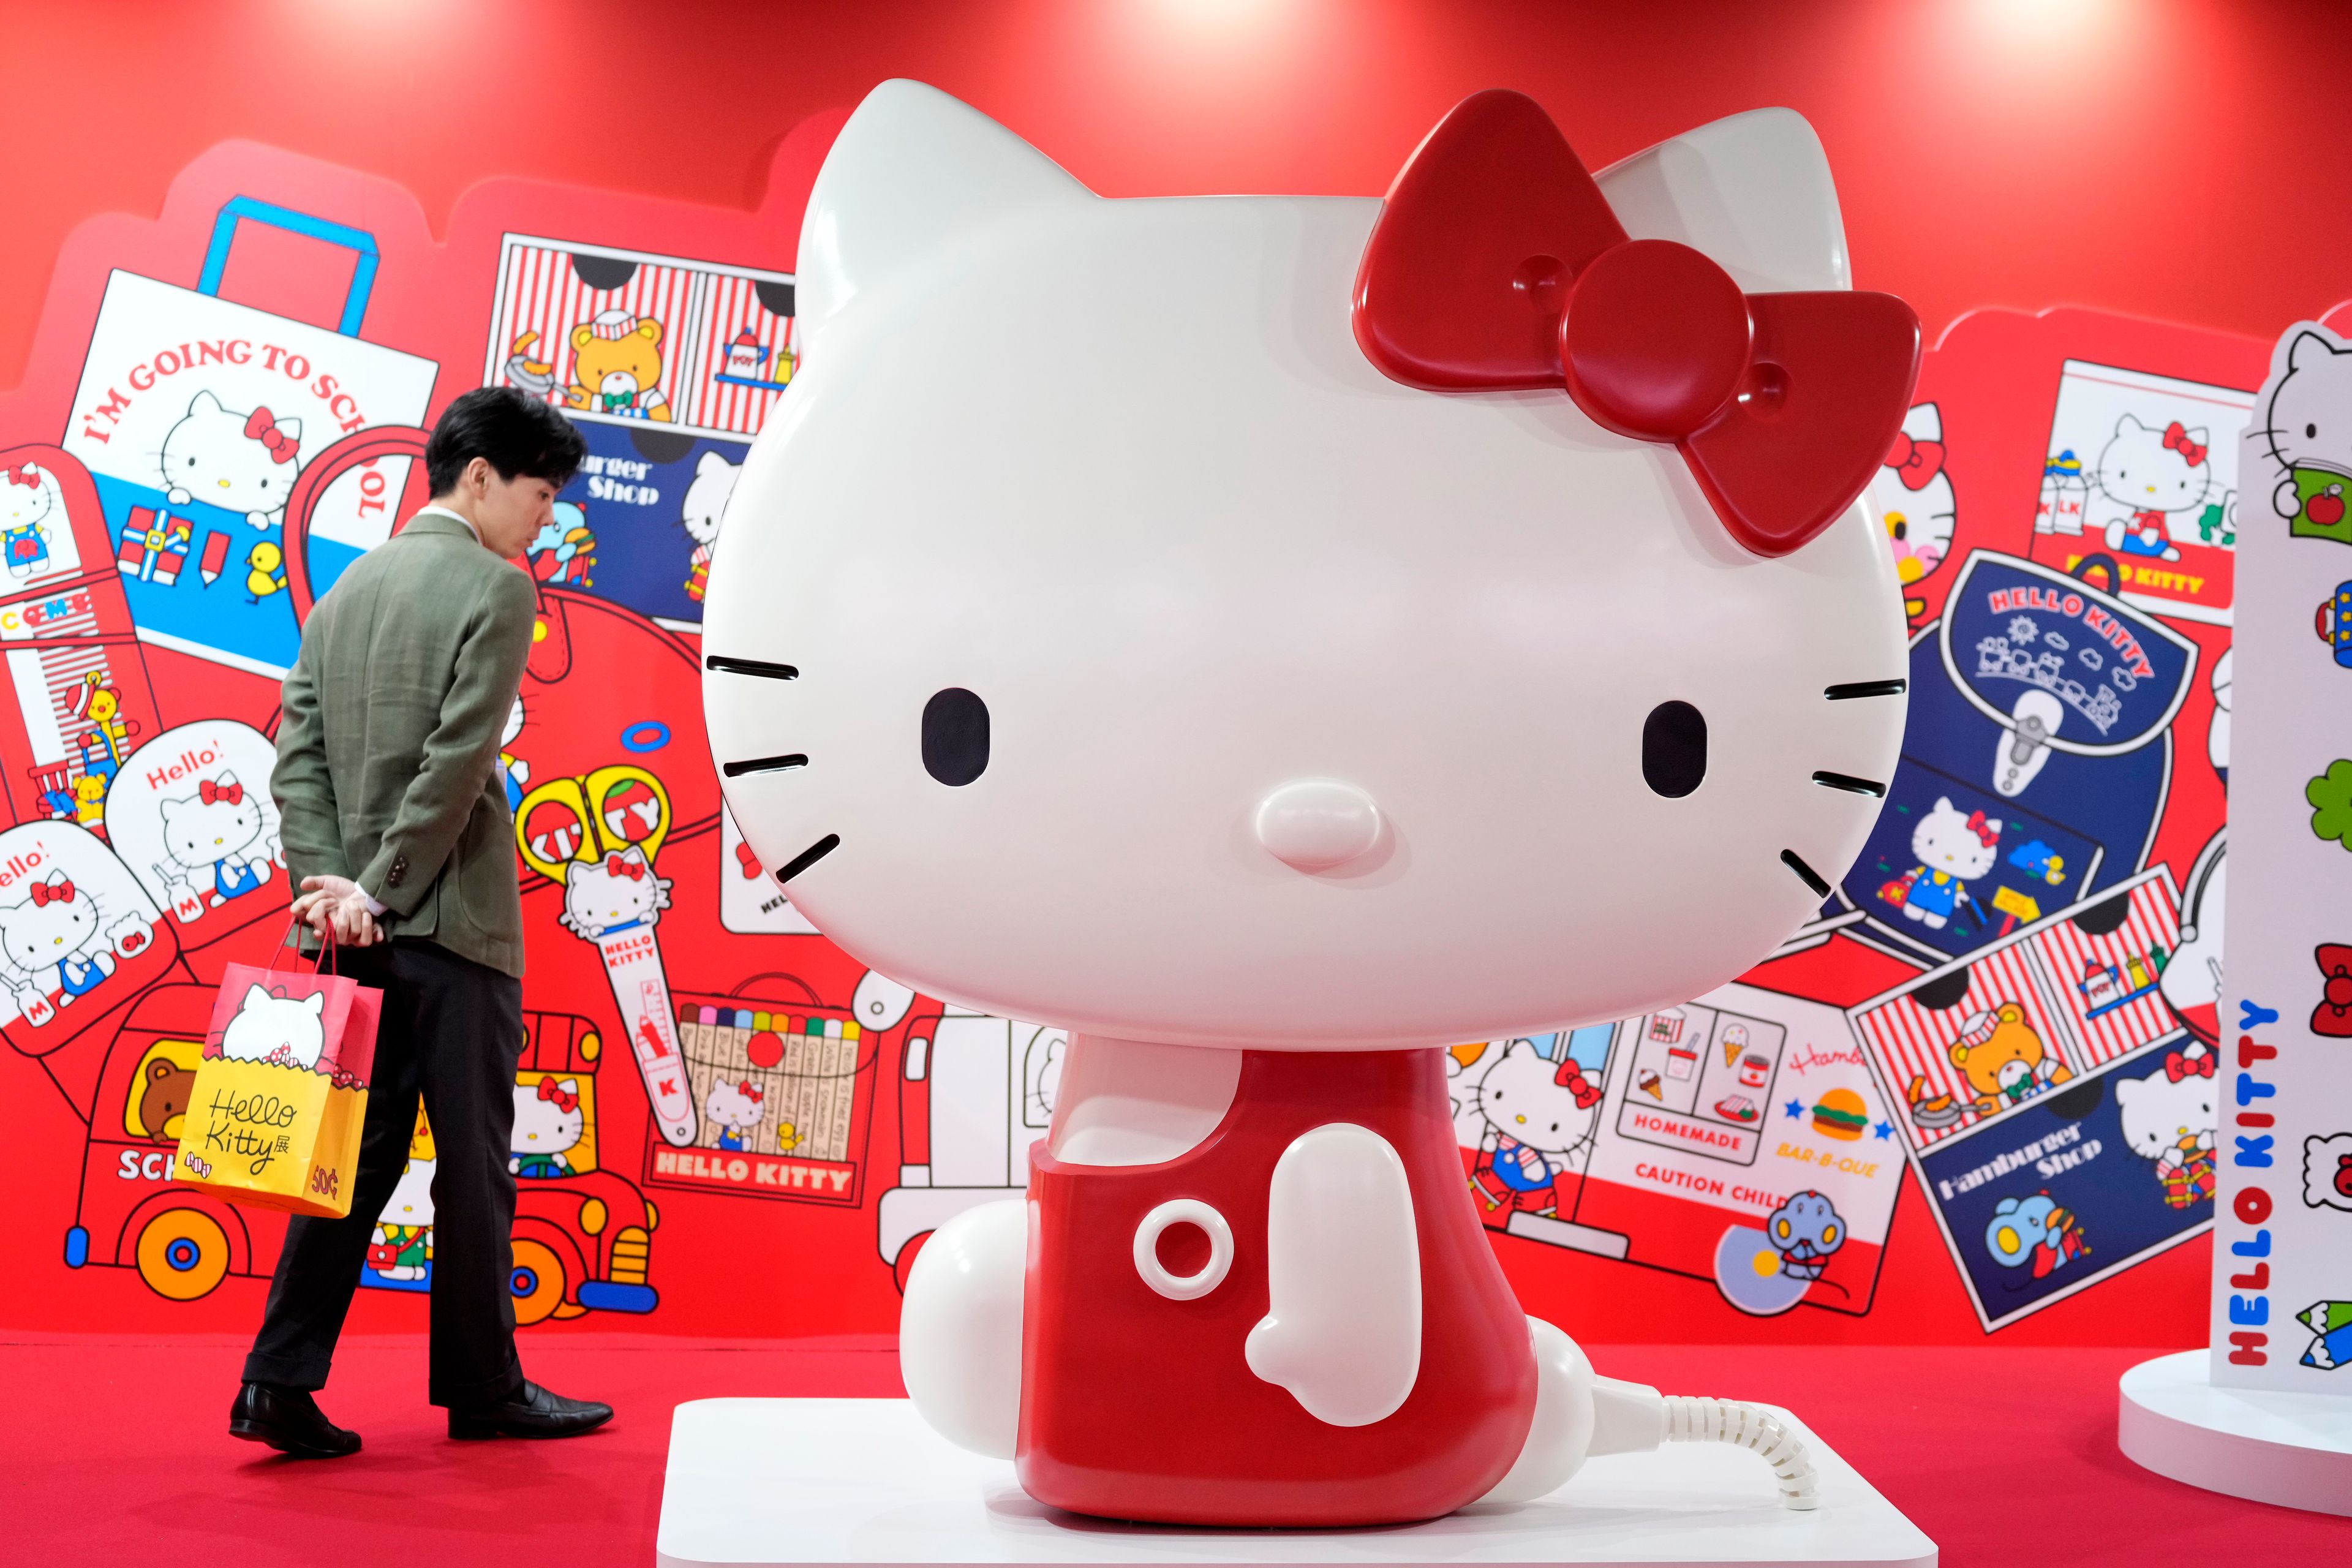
[195,197,381,337]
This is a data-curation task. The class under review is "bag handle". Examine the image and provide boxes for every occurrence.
[268,912,339,977]
[197,197,382,336]
[728,970,821,1005]
[2069,552,2123,597]
[280,425,431,628]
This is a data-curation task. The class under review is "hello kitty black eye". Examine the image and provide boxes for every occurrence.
[2310,424,2320,439]
[922,688,989,786]
[1641,701,1706,797]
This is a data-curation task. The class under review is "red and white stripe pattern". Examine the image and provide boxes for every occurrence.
[490,243,698,420]
[1850,940,2070,1152]
[2032,879,2183,1068]
[690,272,797,436]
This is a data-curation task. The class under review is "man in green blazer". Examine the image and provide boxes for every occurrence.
[232,388,612,1457]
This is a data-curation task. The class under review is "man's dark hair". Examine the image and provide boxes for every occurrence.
[424,387,588,497]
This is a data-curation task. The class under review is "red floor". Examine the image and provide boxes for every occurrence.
[2,1335,2346,1566]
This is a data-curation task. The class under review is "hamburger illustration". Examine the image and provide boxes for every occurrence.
[1810,1087,1870,1142]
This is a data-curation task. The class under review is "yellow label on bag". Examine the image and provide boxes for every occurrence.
[174,1056,367,1218]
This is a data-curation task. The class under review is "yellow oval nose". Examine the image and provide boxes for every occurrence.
[1514,1114,1526,1125]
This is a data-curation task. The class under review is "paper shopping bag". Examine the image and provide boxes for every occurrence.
[173,930,381,1218]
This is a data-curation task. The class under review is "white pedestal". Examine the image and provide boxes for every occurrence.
[655,1397,1936,1567]
[2118,1349,2352,1516]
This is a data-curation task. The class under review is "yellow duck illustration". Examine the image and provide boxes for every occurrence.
[245,541,287,603]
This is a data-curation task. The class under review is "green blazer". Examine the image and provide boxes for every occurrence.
[271,510,537,978]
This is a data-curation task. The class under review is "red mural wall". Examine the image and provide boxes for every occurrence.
[1,0,2344,1348]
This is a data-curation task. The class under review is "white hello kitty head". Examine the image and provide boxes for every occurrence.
[380,1156,436,1226]
[1912,796,1999,878]
[220,984,326,1070]
[557,845,669,939]
[1472,1039,1600,1159]
[1866,402,1954,590]
[511,1077,586,1158]
[0,463,55,532]
[681,450,738,548]
[2115,1047,2217,1163]
[704,1077,767,1133]
[503,696,526,748]
[2263,328,2352,475]
[159,771,265,870]
[160,391,301,518]
[706,81,1910,1049]
[2094,413,2209,518]
[0,871,103,974]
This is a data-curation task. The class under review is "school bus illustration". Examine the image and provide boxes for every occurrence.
[875,1006,1065,1291]
[65,983,658,1321]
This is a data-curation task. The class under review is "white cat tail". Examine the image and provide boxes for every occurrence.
[1593,108,1847,295]
[797,81,1090,358]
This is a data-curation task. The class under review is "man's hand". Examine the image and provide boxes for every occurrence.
[293,875,383,947]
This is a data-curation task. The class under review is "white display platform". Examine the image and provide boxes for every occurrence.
[2118,1349,2352,1516]
[655,1397,1936,1567]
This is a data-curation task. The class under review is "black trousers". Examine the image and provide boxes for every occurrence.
[243,938,527,1408]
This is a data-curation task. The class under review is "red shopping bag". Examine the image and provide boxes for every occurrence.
[174,920,382,1218]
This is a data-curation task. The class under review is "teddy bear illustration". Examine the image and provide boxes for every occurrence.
[2115,1042,2217,1208]
[707,81,1917,1525]
[1880,796,2000,930]
[1466,1039,1602,1218]
[567,311,672,422]
[1948,1001,2071,1116]
[2089,413,2210,564]
[137,1057,194,1141]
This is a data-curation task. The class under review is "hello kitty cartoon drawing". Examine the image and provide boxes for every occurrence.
[680,450,738,603]
[1466,1040,1602,1218]
[219,984,327,1071]
[160,390,303,530]
[1880,797,1999,930]
[510,1077,585,1177]
[154,770,276,911]
[556,845,671,939]
[0,461,56,578]
[2115,1042,2218,1210]
[708,83,1914,1524]
[0,870,142,1018]
[2255,325,2352,547]
[2090,413,2210,564]
[1867,403,1954,621]
[368,1156,435,1281]
[704,1077,766,1152]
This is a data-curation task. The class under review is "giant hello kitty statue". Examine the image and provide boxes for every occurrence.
[706,82,1916,1527]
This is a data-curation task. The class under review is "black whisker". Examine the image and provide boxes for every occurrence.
[1812,771,1887,797]
[1825,679,1905,700]
[705,655,798,680]
[1779,849,1832,897]
[774,834,839,883]
[722,753,808,778]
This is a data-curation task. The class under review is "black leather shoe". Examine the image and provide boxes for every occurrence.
[228,1382,361,1458]
[447,1380,613,1440]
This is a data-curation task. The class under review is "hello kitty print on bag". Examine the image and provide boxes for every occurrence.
[218,983,327,1071]
[160,390,302,530]
[707,81,1915,1525]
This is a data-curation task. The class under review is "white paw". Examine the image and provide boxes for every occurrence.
[900,1197,1027,1459]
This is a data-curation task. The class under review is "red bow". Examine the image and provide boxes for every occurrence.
[243,407,299,465]
[29,876,73,907]
[1964,810,1999,848]
[2163,1049,2214,1082]
[2313,944,2352,1038]
[1351,90,1919,558]
[198,778,243,806]
[535,1077,579,1113]
[734,841,763,880]
[2162,421,2207,468]
[737,1080,764,1102]
[1884,432,1945,490]
[605,851,644,881]
[2,464,37,489]
[1552,1058,1602,1110]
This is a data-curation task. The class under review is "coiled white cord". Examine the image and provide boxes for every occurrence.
[1660,1395,1820,1510]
